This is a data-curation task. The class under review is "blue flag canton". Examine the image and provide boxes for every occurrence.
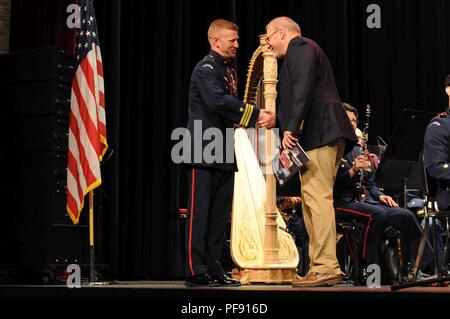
[75,0,100,62]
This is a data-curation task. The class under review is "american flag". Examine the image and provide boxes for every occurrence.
[67,0,107,224]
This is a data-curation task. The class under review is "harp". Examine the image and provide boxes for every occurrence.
[231,35,299,283]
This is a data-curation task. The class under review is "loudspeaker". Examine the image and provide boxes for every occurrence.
[0,46,75,85]
[0,116,68,153]
[0,186,89,283]
[0,152,66,187]
[0,47,109,283]
[0,80,71,118]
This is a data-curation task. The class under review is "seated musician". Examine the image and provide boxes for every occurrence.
[334,103,434,275]
[423,74,450,269]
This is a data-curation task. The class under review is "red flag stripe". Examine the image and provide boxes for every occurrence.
[69,98,100,187]
[66,191,81,224]
[97,59,104,77]
[69,104,100,187]
[67,148,84,205]
[78,55,101,129]
[72,73,102,156]
[69,95,99,177]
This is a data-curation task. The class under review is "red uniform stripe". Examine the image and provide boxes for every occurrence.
[188,169,196,276]
[335,207,373,259]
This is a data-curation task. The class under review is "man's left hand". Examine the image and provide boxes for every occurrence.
[379,195,399,207]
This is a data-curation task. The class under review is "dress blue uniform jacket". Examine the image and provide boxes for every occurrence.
[424,107,450,210]
[186,50,260,171]
[334,145,383,203]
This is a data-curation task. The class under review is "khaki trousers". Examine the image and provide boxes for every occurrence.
[300,139,345,275]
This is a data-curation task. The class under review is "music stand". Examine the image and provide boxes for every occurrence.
[376,109,435,205]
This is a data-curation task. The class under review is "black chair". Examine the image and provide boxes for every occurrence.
[336,220,364,285]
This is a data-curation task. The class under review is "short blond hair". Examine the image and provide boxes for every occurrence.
[266,16,301,34]
[208,19,238,40]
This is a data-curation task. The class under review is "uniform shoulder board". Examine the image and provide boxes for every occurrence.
[428,121,441,128]
[202,63,214,70]
[438,112,448,118]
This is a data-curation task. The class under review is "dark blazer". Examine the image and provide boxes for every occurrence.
[184,51,259,171]
[278,37,356,152]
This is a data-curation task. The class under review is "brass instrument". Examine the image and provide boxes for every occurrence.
[230,35,299,284]
[278,197,302,226]
[356,104,371,201]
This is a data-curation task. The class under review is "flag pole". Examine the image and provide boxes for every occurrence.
[89,190,95,283]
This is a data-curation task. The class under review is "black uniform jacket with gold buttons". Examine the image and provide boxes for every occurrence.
[186,50,259,171]
[424,107,450,210]
[278,37,356,152]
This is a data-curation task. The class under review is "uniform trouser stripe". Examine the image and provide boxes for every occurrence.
[188,169,196,276]
[335,207,374,260]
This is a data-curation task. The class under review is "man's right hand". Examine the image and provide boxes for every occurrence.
[353,156,367,170]
[349,155,371,176]
[257,109,276,128]
[282,131,299,149]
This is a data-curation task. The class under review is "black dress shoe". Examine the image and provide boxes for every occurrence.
[185,273,219,287]
[212,274,241,286]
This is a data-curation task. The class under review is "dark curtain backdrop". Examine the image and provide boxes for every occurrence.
[8,0,450,279]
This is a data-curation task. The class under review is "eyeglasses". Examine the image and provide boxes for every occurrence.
[265,29,280,46]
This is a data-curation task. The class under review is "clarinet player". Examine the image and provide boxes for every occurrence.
[333,103,434,277]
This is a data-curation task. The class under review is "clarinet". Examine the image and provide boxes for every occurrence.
[355,104,371,201]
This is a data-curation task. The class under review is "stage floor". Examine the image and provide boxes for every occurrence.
[2,280,450,299]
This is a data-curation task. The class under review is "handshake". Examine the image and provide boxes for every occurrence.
[257,109,276,128]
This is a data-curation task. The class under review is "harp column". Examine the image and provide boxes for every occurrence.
[261,39,279,264]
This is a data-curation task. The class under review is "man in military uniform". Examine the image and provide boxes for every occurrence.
[335,103,433,275]
[424,74,450,211]
[185,19,275,286]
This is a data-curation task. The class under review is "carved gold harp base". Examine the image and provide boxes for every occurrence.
[237,269,300,284]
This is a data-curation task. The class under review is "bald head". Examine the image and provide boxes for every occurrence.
[266,16,301,35]
[265,16,301,59]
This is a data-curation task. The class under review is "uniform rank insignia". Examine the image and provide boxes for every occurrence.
[428,121,441,128]
[202,64,214,70]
